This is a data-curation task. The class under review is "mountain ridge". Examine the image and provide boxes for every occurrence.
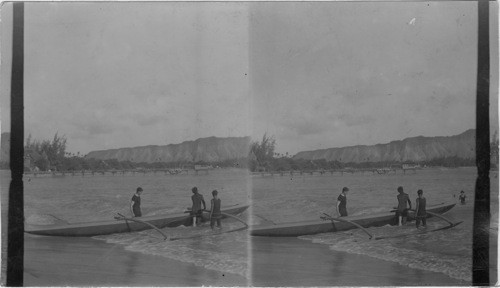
[293,129,475,163]
[86,136,252,163]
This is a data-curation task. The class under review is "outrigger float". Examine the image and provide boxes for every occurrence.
[25,204,249,237]
[250,203,461,238]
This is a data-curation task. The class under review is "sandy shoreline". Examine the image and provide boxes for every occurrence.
[24,234,248,286]
[23,232,477,287]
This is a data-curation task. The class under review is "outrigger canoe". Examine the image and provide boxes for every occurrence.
[25,204,249,237]
[250,203,456,237]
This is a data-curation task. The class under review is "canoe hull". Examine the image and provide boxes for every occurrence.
[25,204,249,237]
[250,203,456,237]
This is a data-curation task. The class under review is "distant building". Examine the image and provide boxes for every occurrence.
[194,164,212,171]
[402,163,420,170]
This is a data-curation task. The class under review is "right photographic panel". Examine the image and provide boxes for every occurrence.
[247,1,498,286]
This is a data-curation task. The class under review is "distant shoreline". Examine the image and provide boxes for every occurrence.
[1,165,480,171]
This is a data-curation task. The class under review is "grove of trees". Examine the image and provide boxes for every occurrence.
[249,133,276,171]
[25,133,67,171]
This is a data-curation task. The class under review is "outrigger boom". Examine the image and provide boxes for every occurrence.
[115,213,169,240]
[321,213,374,239]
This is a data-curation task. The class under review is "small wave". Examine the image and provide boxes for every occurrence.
[300,225,472,282]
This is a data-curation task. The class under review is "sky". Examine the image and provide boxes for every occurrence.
[0,2,498,155]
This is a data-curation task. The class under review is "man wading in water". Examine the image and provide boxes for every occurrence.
[191,187,206,226]
[336,187,349,217]
[130,187,143,217]
[414,189,427,229]
[209,190,222,230]
[396,186,412,226]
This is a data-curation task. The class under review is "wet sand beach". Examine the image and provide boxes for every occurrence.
[24,234,248,287]
[250,236,468,286]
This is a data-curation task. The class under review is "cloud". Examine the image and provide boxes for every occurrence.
[72,120,115,137]
[286,120,330,136]
[135,114,167,127]
[337,114,376,127]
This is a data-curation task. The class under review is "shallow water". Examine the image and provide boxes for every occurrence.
[251,166,498,283]
[1,167,497,284]
[6,168,251,279]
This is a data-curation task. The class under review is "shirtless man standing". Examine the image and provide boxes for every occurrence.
[191,187,206,226]
[396,186,412,226]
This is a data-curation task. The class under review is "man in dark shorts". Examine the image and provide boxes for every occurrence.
[415,189,427,229]
[459,190,466,205]
[191,187,206,226]
[209,190,222,229]
[396,186,412,226]
[130,187,143,217]
[336,187,349,217]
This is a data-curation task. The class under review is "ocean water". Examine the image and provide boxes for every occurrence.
[17,168,252,278]
[1,167,497,284]
[251,167,498,283]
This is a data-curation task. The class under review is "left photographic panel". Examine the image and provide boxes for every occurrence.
[1,2,252,286]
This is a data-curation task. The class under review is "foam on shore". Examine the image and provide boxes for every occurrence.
[93,222,250,278]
